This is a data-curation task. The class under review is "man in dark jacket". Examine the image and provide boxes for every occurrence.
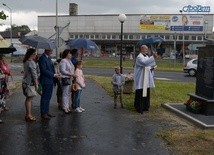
[38,49,60,120]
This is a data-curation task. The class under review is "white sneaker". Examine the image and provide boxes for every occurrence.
[75,108,82,113]
[79,107,85,112]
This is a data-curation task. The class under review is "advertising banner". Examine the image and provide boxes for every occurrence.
[139,14,204,32]
[170,15,204,31]
[139,15,171,31]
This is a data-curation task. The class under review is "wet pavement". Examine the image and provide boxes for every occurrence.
[0,79,169,155]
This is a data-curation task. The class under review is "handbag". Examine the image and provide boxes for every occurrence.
[25,85,37,97]
[71,83,77,92]
[61,78,71,85]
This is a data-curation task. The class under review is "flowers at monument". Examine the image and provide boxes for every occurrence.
[184,98,203,113]
[123,72,134,83]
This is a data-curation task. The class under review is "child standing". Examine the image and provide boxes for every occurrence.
[111,66,125,109]
[74,61,86,113]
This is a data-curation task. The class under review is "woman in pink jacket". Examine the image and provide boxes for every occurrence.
[74,61,86,113]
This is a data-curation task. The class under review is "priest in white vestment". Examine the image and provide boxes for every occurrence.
[134,45,157,114]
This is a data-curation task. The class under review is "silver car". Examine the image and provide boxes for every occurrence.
[183,58,197,76]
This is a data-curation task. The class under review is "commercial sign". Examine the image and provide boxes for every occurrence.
[139,14,204,32]
[182,5,210,13]
[139,15,170,31]
[170,15,204,31]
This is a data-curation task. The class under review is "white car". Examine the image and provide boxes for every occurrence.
[183,58,197,76]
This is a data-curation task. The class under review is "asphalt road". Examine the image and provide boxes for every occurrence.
[84,68,196,83]
[10,63,196,83]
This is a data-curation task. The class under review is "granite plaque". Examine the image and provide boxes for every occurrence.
[196,46,214,100]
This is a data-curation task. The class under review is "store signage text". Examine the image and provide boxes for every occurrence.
[182,5,210,13]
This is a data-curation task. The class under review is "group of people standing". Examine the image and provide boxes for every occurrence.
[22,48,85,122]
[1,44,157,124]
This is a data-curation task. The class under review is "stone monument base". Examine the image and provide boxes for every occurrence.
[188,93,214,115]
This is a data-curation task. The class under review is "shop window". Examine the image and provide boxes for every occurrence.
[102,34,106,39]
[95,35,99,39]
[135,35,141,39]
[178,35,183,40]
[184,36,189,40]
[197,36,202,40]
[70,34,75,39]
[106,35,111,39]
[112,35,116,39]
[129,35,133,39]
[141,35,146,39]
[124,34,128,39]
[192,36,196,40]
[165,35,170,40]
[90,35,95,39]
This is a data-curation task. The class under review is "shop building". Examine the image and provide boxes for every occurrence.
[38,3,214,57]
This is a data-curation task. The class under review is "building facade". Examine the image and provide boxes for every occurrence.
[38,6,214,58]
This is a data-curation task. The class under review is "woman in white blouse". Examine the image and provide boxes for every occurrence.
[59,49,76,114]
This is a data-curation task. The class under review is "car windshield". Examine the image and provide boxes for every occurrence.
[192,60,197,64]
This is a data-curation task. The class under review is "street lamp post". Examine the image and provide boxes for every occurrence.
[179,10,185,67]
[55,0,59,59]
[204,21,208,40]
[118,14,127,74]
[3,3,13,62]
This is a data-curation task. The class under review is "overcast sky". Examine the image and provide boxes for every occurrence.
[0,0,213,31]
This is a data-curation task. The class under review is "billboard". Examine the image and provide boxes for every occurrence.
[171,15,204,31]
[139,14,204,32]
[139,15,171,31]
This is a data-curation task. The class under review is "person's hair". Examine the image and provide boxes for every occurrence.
[62,49,71,59]
[75,60,82,69]
[71,48,78,55]
[114,66,120,71]
[23,48,36,63]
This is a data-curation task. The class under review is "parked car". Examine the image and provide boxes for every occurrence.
[183,58,197,76]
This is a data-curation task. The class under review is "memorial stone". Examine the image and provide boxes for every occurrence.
[188,45,214,115]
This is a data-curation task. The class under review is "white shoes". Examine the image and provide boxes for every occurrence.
[79,107,85,112]
[75,107,85,113]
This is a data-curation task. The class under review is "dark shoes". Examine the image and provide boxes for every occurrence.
[47,113,56,117]
[41,114,51,120]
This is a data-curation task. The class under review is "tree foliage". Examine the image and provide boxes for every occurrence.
[6,24,31,33]
[0,11,7,20]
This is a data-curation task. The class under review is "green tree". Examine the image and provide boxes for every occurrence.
[6,24,31,33]
[0,11,7,20]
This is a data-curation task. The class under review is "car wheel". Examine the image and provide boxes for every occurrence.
[189,69,196,76]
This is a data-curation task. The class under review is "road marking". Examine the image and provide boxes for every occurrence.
[10,65,22,68]
[155,77,171,81]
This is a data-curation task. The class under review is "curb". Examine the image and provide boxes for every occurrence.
[162,103,214,129]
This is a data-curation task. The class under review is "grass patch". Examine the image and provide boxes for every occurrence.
[86,75,214,154]
[83,58,183,72]
[86,75,194,110]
